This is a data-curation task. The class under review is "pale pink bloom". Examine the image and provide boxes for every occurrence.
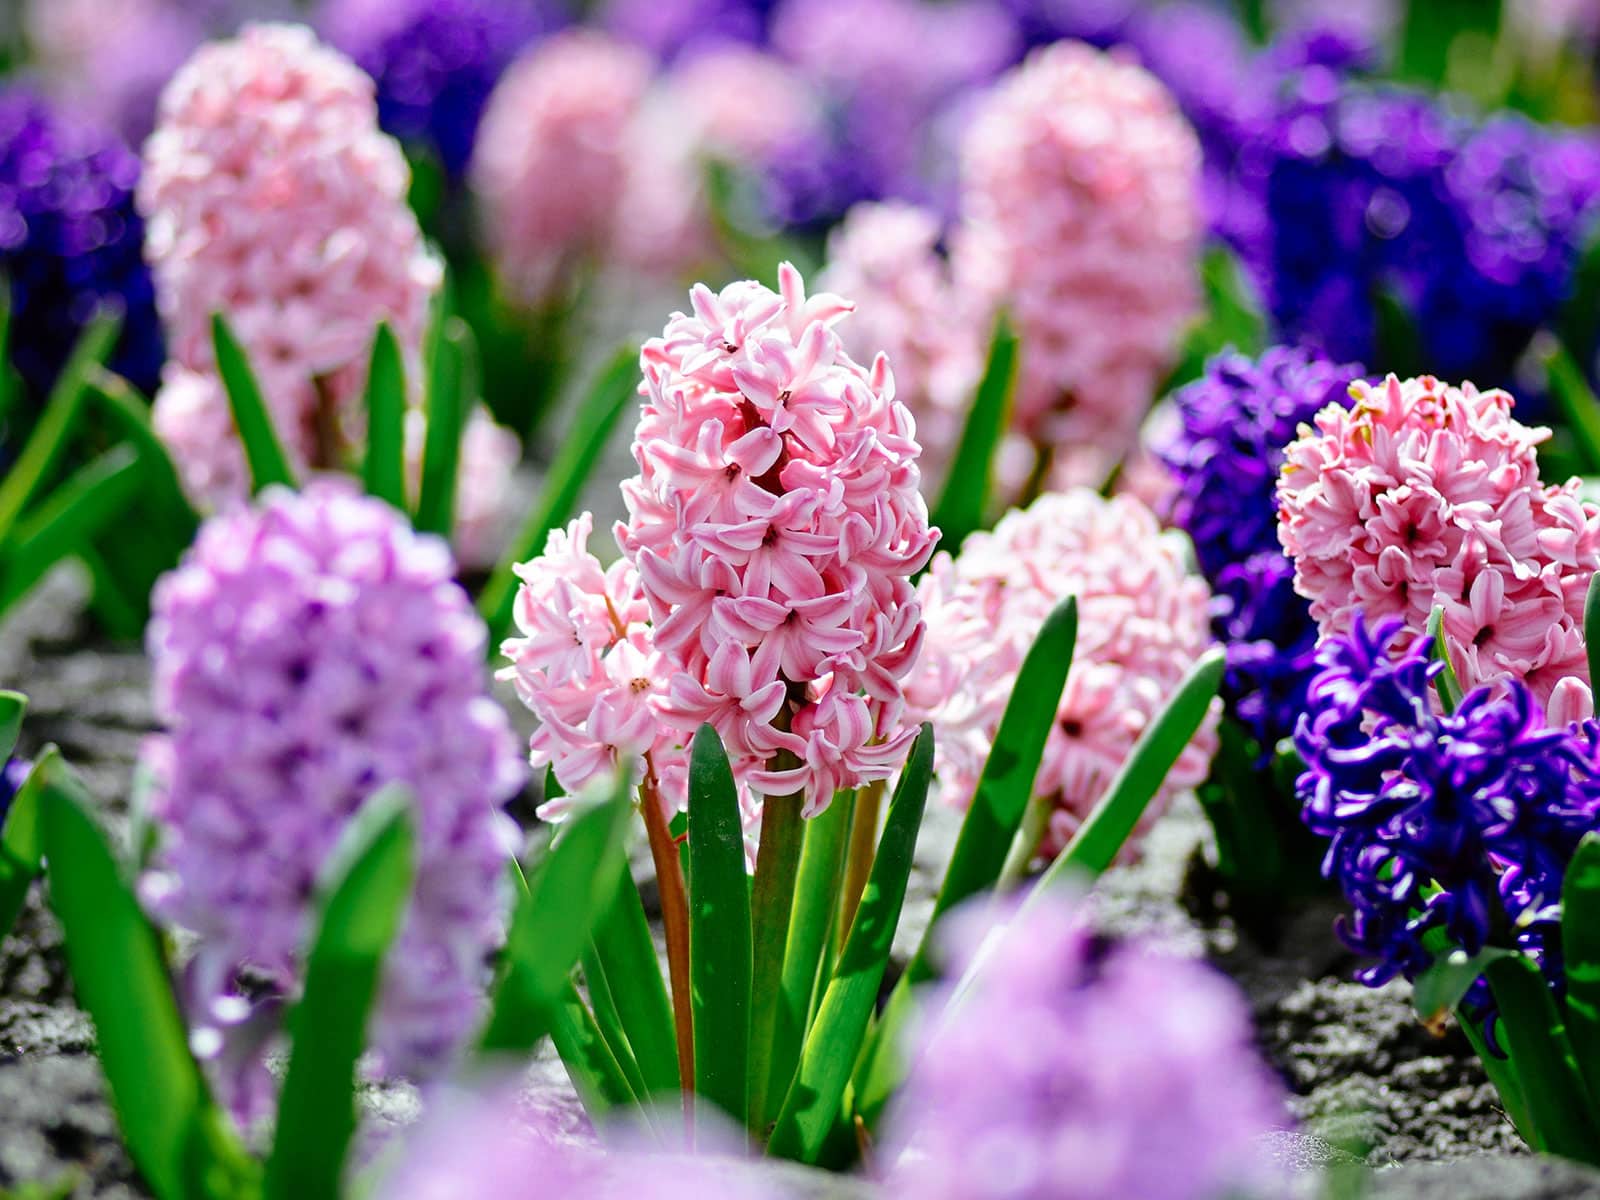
[953,41,1202,489]
[664,46,824,168]
[139,22,443,499]
[1278,373,1600,717]
[818,202,987,488]
[907,490,1219,860]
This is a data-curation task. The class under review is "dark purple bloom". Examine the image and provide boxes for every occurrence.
[0,758,30,825]
[600,0,776,61]
[1295,614,1600,1016]
[1160,346,1359,754]
[323,0,561,181]
[0,90,162,399]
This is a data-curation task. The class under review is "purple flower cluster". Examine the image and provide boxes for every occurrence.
[885,894,1286,1200]
[0,90,161,399]
[600,0,776,61]
[1295,615,1600,1013]
[321,0,561,181]
[140,481,524,1123]
[1160,346,1360,755]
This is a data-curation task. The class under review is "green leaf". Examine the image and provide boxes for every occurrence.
[0,311,121,542]
[1162,246,1267,393]
[1562,834,1600,1106]
[1033,646,1224,895]
[0,744,51,941]
[1412,946,1513,1028]
[1561,230,1600,371]
[1425,605,1464,715]
[768,788,853,1127]
[1484,953,1600,1163]
[0,445,145,614]
[549,978,639,1117]
[266,790,416,1200]
[478,773,633,1056]
[40,757,250,1200]
[479,347,638,648]
[580,941,649,1100]
[1543,339,1600,475]
[1399,0,1502,84]
[84,368,200,544]
[589,869,680,1097]
[413,317,468,536]
[854,597,1077,1128]
[361,324,408,510]
[0,690,23,763]
[767,725,934,1164]
[212,314,297,494]
[1587,573,1600,695]
[687,725,753,1127]
[1459,1009,1535,1147]
[930,314,1017,552]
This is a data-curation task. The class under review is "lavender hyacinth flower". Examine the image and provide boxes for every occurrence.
[884,894,1288,1200]
[0,90,162,400]
[1295,615,1600,1019]
[321,0,560,180]
[139,481,525,1124]
[1159,346,1360,755]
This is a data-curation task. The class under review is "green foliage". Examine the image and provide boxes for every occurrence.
[413,311,470,536]
[362,324,408,510]
[0,740,49,941]
[1162,246,1267,394]
[212,314,297,494]
[1425,605,1464,715]
[930,313,1017,553]
[1542,338,1600,474]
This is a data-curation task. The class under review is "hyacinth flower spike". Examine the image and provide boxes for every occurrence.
[1295,604,1600,1163]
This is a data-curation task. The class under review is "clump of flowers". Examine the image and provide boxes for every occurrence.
[884,892,1288,1200]
[907,490,1217,859]
[0,89,162,399]
[138,23,443,486]
[502,263,936,821]
[1277,373,1600,720]
[1159,346,1361,755]
[140,481,524,1123]
[817,202,985,484]
[600,0,773,62]
[953,40,1202,488]
[1296,614,1600,1014]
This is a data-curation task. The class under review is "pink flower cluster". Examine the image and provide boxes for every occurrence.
[663,45,823,172]
[1278,373,1600,720]
[502,264,936,824]
[953,41,1202,489]
[907,490,1218,859]
[818,202,987,486]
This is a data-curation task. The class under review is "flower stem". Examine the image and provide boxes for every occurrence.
[997,791,1051,889]
[747,762,806,1134]
[838,777,884,943]
[640,761,695,1115]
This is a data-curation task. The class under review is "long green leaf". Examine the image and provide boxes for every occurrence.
[854,597,1077,1127]
[549,977,639,1117]
[1587,573,1600,693]
[85,369,199,539]
[0,446,145,613]
[479,347,638,648]
[580,941,649,1100]
[1563,834,1600,1105]
[212,314,296,493]
[589,870,680,1096]
[1545,339,1600,474]
[0,690,23,762]
[1425,605,1464,715]
[767,726,934,1164]
[478,774,632,1055]
[930,314,1017,552]
[413,318,467,535]
[1459,1009,1535,1147]
[362,324,408,510]
[1399,0,1502,86]
[0,744,51,941]
[768,789,853,1123]
[687,725,753,1127]
[1485,953,1600,1163]
[41,757,250,1200]
[0,312,121,542]
[1412,946,1512,1028]
[266,790,416,1200]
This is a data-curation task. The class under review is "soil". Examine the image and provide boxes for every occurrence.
[3,569,1597,1199]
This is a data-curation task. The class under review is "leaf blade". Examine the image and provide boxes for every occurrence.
[930,313,1017,552]
[362,323,408,510]
[212,314,297,494]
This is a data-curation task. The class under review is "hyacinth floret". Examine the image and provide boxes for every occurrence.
[1278,372,1600,722]
[141,481,524,1123]
[885,893,1287,1200]
[1296,614,1600,1013]
[907,490,1217,859]
[1159,345,1361,754]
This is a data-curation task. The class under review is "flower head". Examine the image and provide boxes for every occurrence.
[1277,373,1600,716]
[953,40,1202,488]
[884,893,1288,1200]
[907,490,1217,859]
[0,90,162,399]
[1295,614,1600,1012]
[1159,346,1362,753]
[141,481,524,1123]
[321,0,558,180]
[140,23,444,486]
